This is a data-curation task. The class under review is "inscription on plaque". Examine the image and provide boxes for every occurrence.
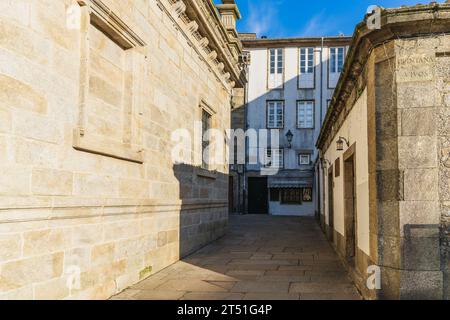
[396,53,434,83]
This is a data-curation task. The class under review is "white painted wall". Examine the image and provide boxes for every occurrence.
[246,43,348,216]
[270,200,314,216]
[322,89,370,255]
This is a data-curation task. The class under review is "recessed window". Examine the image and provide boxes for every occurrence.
[267,101,284,128]
[303,188,313,202]
[297,101,314,128]
[281,188,302,204]
[265,148,283,168]
[299,154,311,165]
[330,47,345,73]
[201,109,211,169]
[268,48,283,88]
[300,47,314,74]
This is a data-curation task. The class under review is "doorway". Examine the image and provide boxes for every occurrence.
[327,166,334,242]
[344,145,357,264]
[228,176,234,214]
[247,177,268,214]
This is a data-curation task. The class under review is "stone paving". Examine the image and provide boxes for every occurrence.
[112,215,361,300]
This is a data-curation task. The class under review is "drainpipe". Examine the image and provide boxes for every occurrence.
[242,66,249,215]
[320,37,324,125]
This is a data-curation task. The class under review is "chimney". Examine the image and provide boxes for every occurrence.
[216,0,241,31]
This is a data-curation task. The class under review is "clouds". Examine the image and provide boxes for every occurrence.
[242,0,285,37]
[237,0,448,39]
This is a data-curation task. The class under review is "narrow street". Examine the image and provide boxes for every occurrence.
[113,215,361,300]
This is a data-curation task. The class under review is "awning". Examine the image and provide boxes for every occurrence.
[268,179,313,189]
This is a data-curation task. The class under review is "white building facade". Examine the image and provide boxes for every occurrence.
[239,36,351,216]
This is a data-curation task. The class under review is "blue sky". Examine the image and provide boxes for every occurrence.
[220,0,447,38]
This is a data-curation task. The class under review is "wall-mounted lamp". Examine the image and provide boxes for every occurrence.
[320,158,332,169]
[285,130,294,149]
[336,136,350,151]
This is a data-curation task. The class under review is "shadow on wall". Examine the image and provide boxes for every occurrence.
[400,223,446,300]
[173,163,229,258]
[229,73,330,216]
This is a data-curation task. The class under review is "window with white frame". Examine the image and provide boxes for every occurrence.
[298,154,311,165]
[330,47,345,73]
[297,101,314,129]
[268,48,283,88]
[267,101,284,128]
[300,47,314,74]
[265,148,284,168]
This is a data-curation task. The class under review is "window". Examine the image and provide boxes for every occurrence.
[303,188,313,202]
[297,101,314,128]
[265,149,283,168]
[268,48,283,88]
[300,48,314,74]
[270,188,280,201]
[330,47,345,73]
[281,189,302,204]
[202,109,211,169]
[299,154,311,165]
[267,101,284,128]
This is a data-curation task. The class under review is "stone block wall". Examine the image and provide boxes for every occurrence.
[393,36,449,299]
[0,0,238,299]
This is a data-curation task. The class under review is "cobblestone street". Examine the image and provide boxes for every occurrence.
[113,215,361,300]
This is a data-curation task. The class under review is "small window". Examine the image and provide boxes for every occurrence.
[269,48,283,75]
[303,188,312,202]
[330,47,345,74]
[297,101,314,129]
[281,188,302,204]
[265,149,283,168]
[202,109,211,169]
[269,49,276,74]
[267,101,284,128]
[300,47,314,74]
[270,188,280,201]
[299,154,311,165]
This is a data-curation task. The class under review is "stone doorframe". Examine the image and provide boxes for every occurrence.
[327,165,334,243]
[343,143,357,265]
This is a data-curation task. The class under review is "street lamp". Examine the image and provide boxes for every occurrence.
[286,130,293,149]
[336,136,349,151]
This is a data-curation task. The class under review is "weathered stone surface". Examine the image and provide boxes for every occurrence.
[399,201,440,237]
[0,74,47,113]
[401,236,441,270]
[401,108,436,136]
[0,253,63,291]
[400,271,443,300]
[31,168,73,196]
[403,168,438,201]
[398,136,437,169]
[0,234,22,262]
[439,168,450,201]
[397,82,436,109]
[0,0,240,299]
[23,229,71,257]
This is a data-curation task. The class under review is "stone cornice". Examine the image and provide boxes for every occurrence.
[316,3,450,150]
[157,0,245,89]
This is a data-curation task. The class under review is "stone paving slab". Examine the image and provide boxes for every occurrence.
[113,215,361,300]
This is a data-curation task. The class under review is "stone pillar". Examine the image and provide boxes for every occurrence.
[215,0,241,31]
